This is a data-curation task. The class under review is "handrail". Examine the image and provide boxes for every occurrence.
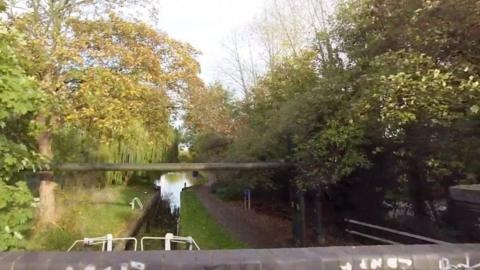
[67,235,138,252]
[141,234,200,251]
[345,218,450,244]
[345,229,401,245]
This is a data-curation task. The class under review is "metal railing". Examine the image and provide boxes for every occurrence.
[140,233,200,251]
[67,234,138,252]
[67,233,199,252]
[130,197,143,210]
[345,218,451,244]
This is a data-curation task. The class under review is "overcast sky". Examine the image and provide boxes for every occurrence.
[156,0,266,86]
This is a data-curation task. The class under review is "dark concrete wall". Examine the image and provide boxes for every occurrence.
[1,244,479,270]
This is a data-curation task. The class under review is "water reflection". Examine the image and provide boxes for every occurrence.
[137,172,197,250]
[135,195,180,251]
[158,172,196,209]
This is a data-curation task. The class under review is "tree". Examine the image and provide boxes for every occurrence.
[334,0,480,218]
[0,0,43,249]
[219,0,334,97]
[185,82,237,137]
[357,51,480,217]
[8,1,203,224]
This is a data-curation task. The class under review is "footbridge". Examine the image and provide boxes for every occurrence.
[54,162,293,171]
[2,244,479,270]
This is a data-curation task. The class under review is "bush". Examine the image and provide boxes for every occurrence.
[212,180,249,201]
[27,228,81,251]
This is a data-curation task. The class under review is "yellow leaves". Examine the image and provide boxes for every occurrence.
[65,15,202,97]
[60,66,173,143]
[11,9,201,158]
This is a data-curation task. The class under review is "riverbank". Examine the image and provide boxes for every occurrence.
[180,189,246,249]
[27,184,153,250]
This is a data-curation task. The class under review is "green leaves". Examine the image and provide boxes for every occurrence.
[0,18,40,250]
[0,181,33,250]
[210,0,480,201]
[296,119,371,185]
[359,50,480,134]
[0,25,40,122]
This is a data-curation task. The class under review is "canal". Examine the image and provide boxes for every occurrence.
[157,172,197,209]
[135,172,198,250]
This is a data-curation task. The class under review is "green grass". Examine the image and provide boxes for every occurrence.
[27,184,154,251]
[180,189,247,250]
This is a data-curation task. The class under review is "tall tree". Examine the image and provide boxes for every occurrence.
[8,1,203,224]
[334,0,480,217]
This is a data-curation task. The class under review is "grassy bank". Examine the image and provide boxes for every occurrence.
[179,189,246,249]
[27,184,153,250]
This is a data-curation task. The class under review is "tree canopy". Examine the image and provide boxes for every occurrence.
[186,0,480,220]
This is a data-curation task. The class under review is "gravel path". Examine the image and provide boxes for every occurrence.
[194,186,291,248]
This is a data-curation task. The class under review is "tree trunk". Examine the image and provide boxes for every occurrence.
[38,171,57,224]
[314,186,326,245]
[291,185,306,247]
[406,156,428,218]
[123,171,133,185]
[37,115,57,225]
[405,125,430,219]
[299,190,306,246]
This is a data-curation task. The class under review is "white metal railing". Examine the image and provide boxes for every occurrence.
[141,233,200,251]
[67,233,199,252]
[130,197,143,210]
[345,218,451,244]
[67,234,138,252]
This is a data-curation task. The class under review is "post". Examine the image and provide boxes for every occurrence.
[244,189,247,210]
[106,234,113,252]
[165,233,173,251]
[187,236,193,251]
[244,189,251,210]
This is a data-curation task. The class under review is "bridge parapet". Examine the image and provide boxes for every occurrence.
[2,244,479,270]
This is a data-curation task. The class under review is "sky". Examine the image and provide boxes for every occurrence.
[156,0,267,86]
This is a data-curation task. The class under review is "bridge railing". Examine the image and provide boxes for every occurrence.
[345,218,450,245]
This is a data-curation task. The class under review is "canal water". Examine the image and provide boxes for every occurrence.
[158,172,197,210]
[135,172,198,250]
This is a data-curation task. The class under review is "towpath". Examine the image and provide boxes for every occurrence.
[194,185,291,248]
